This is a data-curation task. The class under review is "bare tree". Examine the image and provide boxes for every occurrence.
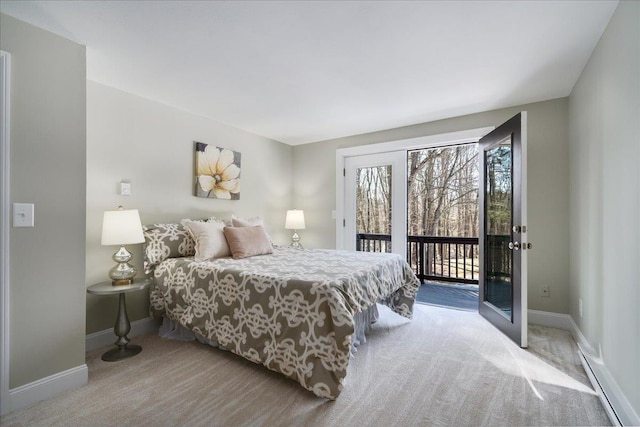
[356,165,391,235]
[355,144,481,278]
[407,144,479,238]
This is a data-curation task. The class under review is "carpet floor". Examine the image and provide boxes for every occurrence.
[1,304,610,427]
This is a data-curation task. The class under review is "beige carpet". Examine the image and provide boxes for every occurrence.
[1,304,611,426]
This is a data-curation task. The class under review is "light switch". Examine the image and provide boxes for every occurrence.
[13,203,34,227]
[119,180,131,196]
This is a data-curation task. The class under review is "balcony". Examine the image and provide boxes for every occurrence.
[356,233,480,284]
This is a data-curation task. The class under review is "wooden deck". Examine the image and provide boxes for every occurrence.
[415,281,479,311]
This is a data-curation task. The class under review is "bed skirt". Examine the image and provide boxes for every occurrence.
[159,303,380,356]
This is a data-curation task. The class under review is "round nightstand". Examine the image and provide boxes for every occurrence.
[87,278,151,362]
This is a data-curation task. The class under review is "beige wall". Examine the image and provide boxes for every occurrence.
[86,82,293,334]
[568,0,639,419]
[1,14,87,388]
[292,98,570,314]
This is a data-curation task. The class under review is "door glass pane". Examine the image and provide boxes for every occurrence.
[484,136,512,316]
[356,165,392,253]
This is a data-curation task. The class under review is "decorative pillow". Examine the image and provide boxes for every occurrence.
[143,223,196,274]
[231,215,274,244]
[208,216,232,227]
[223,225,273,259]
[181,218,231,261]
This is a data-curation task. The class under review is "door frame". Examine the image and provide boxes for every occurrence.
[335,127,494,251]
[1,50,11,415]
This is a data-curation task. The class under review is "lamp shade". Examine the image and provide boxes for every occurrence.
[101,207,145,246]
[285,209,305,230]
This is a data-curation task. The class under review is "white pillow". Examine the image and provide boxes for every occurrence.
[208,216,232,227]
[181,218,231,261]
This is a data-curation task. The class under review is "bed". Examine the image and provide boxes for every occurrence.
[144,220,419,399]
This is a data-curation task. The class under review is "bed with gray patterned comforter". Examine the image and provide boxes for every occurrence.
[149,245,419,399]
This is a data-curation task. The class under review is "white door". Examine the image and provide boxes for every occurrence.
[343,152,406,257]
[478,112,529,347]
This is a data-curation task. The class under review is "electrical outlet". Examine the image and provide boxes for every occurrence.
[541,285,550,297]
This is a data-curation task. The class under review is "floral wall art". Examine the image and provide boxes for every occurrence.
[194,142,241,199]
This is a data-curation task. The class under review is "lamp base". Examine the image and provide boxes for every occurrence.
[101,344,142,361]
[290,231,303,249]
[111,278,135,286]
[108,246,138,286]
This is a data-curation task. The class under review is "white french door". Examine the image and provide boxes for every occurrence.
[343,152,407,257]
[337,121,528,348]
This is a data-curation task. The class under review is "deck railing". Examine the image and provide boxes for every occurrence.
[356,233,392,253]
[356,233,480,284]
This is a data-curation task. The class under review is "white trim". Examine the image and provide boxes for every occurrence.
[520,112,528,348]
[5,364,88,414]
[0,50,11,416]
[527,309,573,330]
[1,317,158,415]
[335,127,494,249]
[337,127,495,158]
[85,316,160,352]
[528,309,638,426]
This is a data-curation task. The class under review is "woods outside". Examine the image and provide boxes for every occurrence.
[355,144,479,238]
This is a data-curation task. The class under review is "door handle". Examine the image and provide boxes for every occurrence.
[508,241,520,251]
[512,225,527,233]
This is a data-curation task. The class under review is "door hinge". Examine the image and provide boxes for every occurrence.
[343,219,346,227]
[343,168,346,177]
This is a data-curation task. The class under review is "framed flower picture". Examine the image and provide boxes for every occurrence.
[194,142,241,199]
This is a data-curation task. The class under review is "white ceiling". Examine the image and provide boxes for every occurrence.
[1,1,618,145]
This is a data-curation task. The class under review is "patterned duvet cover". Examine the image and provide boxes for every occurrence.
[149,246,419,399]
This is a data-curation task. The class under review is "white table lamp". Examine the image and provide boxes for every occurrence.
[101,206,145,285]
[285,209,305,248]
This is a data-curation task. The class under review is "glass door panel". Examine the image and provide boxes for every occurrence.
[355,165,392,252]
[484,137,513,317]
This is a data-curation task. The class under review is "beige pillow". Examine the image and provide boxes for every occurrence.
[223,225,273,259]
[231,215,274,244]
[181,218,231,261]
[231,215,263,227]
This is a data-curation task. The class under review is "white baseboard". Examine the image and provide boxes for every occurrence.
[528,309,639,426]
[86,316,160,352]
[5,364,87,414]
[528,309,573,330]
[1,317,160,416]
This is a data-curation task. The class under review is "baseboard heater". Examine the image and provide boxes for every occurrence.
[578,345,622,426]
